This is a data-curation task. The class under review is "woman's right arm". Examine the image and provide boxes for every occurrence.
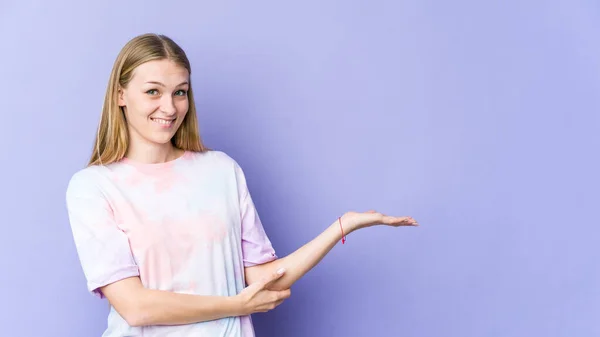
[65,171,289,328]
[101,268,290,327]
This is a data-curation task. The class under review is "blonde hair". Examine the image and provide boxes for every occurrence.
[88,33,208,166]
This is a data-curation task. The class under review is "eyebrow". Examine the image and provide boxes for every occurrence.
[145,81,189,87]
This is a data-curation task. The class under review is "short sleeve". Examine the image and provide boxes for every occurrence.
[65,170,140,298]
[234,162,278,267]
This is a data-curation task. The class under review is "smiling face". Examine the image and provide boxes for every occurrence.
[118,59,190,150]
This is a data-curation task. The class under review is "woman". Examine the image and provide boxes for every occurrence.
[65,33,418,337]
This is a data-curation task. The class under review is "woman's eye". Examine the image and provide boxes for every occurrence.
[146,89,159,95]
[175,90,187,96]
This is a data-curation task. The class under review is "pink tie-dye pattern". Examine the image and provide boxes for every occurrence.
[119,153,191,192]
[124,172,144,187]
[140,212,228,290]
[65,150,277,337]
[153,167,187,193]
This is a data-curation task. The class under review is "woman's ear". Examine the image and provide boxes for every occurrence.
[118,87,125,107]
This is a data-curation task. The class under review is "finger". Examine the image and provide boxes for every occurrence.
[382,215,404,223]
[384,216,418,226]
[398,217,418,226]
[263,289,290,307]
[278,289,291,300]
[262,268,286,288]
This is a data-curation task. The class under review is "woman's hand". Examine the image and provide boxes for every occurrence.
[341,210,419,233]
[235,268,291,315]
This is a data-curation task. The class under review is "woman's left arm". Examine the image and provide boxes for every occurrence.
[244,211,418,291]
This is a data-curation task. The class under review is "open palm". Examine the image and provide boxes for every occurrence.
[342,210,419,232]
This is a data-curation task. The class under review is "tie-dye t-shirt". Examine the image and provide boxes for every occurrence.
[65,150,278,337]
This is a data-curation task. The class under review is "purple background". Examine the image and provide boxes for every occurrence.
[2,1,599,336]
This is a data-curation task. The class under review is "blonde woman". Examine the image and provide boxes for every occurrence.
[65,33,419,337]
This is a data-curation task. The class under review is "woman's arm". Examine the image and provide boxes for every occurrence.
[244,211,418,291]
[65,169,292,328]
[102,269,291,327]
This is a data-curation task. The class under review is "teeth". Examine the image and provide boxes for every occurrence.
[152,118,174,125]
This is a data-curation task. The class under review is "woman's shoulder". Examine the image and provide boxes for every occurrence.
[65,164,111,198]
[188,149,242,169]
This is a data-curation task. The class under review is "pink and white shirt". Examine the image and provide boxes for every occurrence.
[65,150,277,336]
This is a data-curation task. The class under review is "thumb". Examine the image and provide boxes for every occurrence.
[261,268,286,288]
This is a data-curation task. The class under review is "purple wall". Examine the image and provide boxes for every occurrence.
[1,1,599,336]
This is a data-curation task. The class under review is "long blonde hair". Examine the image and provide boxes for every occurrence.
[88,33,208,166]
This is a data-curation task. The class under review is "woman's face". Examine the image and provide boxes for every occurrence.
[118,59,190,148]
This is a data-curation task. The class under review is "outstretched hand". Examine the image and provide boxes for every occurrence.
[341,210,419,233]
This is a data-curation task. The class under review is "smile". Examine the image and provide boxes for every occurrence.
[151,118,175,126]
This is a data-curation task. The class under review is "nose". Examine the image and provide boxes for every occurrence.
[160,95,177,116]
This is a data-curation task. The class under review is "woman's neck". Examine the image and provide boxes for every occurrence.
[125,142,184,164]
